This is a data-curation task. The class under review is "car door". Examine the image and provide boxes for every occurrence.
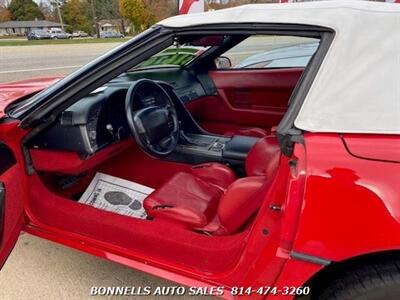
[187,35,318,135]
[0,138,25,269]
[208,67,302,123]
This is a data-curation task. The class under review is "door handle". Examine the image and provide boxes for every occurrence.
[232,91,251,107]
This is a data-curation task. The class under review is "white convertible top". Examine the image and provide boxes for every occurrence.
[160,1,400,134]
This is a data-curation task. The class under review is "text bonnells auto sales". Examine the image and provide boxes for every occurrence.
[90,286,225,296]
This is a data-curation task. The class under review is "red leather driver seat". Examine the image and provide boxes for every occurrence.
[144,136,280,235]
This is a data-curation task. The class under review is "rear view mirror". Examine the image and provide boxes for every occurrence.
[215,56,232,69]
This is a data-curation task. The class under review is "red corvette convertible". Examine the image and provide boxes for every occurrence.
[1,1,399,299]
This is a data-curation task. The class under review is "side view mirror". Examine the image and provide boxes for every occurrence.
[215,56,232,69]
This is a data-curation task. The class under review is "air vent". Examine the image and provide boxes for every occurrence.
[180,95,189,102]
[189,92,198,99]
[61,111,74,126]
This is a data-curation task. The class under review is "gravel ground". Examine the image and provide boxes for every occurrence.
[0,234,214,300]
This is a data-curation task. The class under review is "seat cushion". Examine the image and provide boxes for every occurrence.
[144,172,224,227]
[245,135,281,177]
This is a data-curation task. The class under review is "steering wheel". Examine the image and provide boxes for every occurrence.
[125,79,180,158]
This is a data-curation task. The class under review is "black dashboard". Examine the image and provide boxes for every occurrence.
[31,85,130,156]
[113,68,212,103]
[30,68,211,157]
[28,68,260,175]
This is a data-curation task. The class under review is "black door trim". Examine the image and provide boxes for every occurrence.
[291,251,331,266]
[0,142,16,175]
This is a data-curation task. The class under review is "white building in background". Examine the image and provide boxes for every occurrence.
[0,20,63,36]
[208,0,229,4]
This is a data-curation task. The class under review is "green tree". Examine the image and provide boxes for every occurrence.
[96,0,127,34]
[62,0,93,34]
[119,0,155,33]
[145,0,177,21]
[8,0,44,21]
[96,0,120,19]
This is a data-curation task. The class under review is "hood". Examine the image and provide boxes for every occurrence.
[0,77,62,118]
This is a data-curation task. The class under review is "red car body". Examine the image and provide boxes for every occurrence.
[0,77,62,117]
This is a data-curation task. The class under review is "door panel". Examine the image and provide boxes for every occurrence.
[187,68,303,135]
[0,141,24,269]
[210,68,302,112]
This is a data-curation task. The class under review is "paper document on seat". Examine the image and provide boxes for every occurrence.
[78,172,154,219]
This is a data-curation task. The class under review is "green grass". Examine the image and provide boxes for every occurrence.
[0,36,25,40]
[0,37,129,47]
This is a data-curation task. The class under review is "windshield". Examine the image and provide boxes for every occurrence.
[131,35,228,70]
[132,46,208,70]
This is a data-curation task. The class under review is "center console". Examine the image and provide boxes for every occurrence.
[172,132,259,169]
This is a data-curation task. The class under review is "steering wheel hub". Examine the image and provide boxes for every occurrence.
[125,79,179,158]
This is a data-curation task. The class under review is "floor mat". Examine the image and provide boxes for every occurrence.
[78,172,154,219]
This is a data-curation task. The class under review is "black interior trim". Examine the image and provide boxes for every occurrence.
[291,251,331,266]
[0,142,16,175]
[157,82,208,135]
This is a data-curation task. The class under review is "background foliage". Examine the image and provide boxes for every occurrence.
[62,0,93,33]
[0,0,293,34]
[8,0,44,20]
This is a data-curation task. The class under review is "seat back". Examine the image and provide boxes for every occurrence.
[213,176,266,235]
[245,135,281,177]
[211,136,281,235]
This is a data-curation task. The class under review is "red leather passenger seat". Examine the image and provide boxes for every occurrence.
[144,136,280,235]
[144,172,224,228]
